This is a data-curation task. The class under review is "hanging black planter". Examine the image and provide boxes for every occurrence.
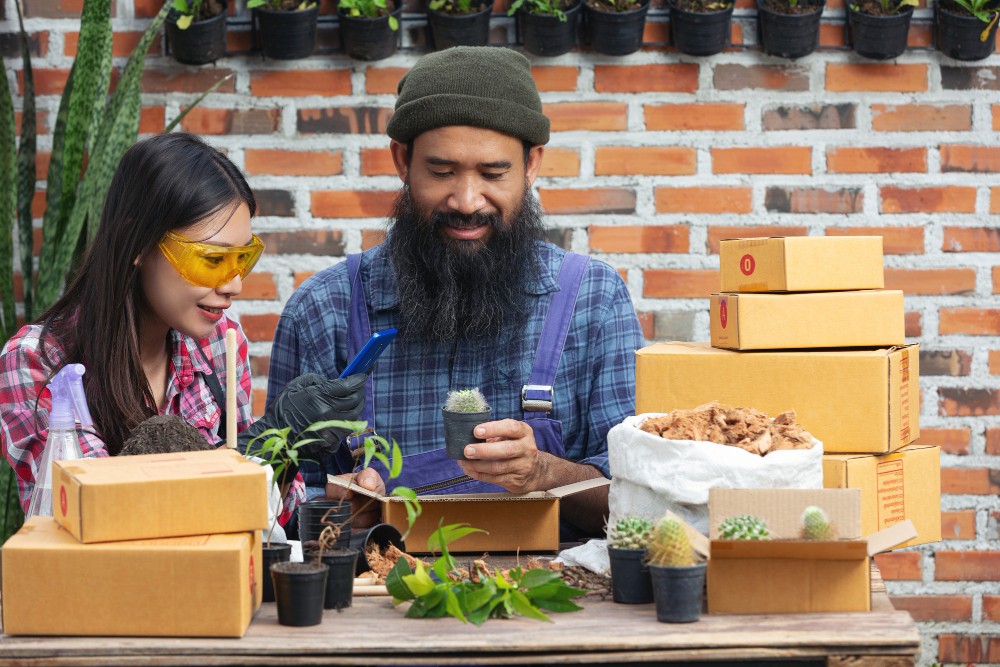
[254,4,319,59]
[517,0,583,57]
[936,0,999,61]
[340,0,404,61]
[428,0,494,48]
[669,0,734,56]
[166,1,228,65]
[261,542,292,603]
[846,4,912,59]
[585,0,650,56]
[757,0,823,59]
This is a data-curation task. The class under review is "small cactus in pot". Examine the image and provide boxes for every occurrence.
[646,517,705,623]
[718,514,771,541]
[607,515,655,605]
[608,516,654,550]
[441,388,491,460]
[800,505,835,540]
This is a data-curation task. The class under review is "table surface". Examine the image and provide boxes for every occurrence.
[0,564,921,666]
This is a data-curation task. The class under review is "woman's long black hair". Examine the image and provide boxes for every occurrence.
[37,132,257,454]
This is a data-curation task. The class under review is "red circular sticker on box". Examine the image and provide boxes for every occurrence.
[740,253,756,276]
[720,299,728,329]
[59,485,67,516]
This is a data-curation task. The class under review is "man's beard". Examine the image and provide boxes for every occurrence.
[384,185,544,344]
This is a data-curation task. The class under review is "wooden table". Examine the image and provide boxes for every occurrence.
[0,565,920,666]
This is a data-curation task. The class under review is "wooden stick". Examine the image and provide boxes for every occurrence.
[352,585,389,596]
[225,328,237,449]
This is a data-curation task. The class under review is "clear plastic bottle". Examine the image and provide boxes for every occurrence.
[26,364,92,518]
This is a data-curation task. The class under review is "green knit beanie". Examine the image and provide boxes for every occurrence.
[386,46,550,147]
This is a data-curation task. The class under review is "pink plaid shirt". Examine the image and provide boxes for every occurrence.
[0,316,305,520]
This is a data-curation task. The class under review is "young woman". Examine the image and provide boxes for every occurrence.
[0,132,364,519]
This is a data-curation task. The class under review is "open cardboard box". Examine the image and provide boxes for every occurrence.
[327,475,611,553]
[707,488,917,614]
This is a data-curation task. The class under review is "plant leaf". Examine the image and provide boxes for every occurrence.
[444,588,468,623]
[177,13,193,28]
[386,558,415,600]
[518,568,561,590]
[509,589,552,622]
[0,48,17,344]
[388,439,403,479]
[14,0,35,323]
[426,523,486,552]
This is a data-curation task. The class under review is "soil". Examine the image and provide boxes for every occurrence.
[586,0,644,13]
[272,561,327,574]
[120,414,213,456]
[639,402,815,456]
[199,0,224,19]
[851,0,904,16]
[432,0,490,14]
[672,0,731,12]
[761,0,822,15]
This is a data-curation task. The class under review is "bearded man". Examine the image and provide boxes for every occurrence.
[266,46,644,538]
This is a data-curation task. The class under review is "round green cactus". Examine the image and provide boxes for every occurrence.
[801,505,835,540]
[646,518,695,567]
[444,388,490,413]
[718,514,771,541]
[607,516,654,550]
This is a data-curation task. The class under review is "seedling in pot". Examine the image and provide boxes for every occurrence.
[339,0,400,29]
[507,0,570,21]
[646,517,705,623]
[607,516,655,604]
[247,0,318,10]
[442,388,491,460]
[800,505,835,540]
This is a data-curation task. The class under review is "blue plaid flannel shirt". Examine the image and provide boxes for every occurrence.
[266,241,644,480]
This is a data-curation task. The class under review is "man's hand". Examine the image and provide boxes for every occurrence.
[325,468,384,530]
[457,419,551,494]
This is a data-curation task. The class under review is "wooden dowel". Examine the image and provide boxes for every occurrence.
[225,328,237,449]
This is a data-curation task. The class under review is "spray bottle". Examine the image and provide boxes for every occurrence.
[26,363,93,518]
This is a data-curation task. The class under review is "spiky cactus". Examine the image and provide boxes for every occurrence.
[718,514,771,541]
[607,516,654,550]
[801,505,835,540]
[646,518,695,567]
[444,388,490,413]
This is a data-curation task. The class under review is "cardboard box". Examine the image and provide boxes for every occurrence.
[823,444,941,549]
[327,476,611,553]
[707,488,916,614]
[710,290,905,350]
[1,517,262,637]
[720,236,885,293]
[635,342,920,454]
[54,449,268,543]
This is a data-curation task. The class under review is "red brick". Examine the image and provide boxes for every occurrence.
[655,187,752,215]
[874,552,921,580]
[23,0,85,17]
[941,468,1000,495]
[819,22,845,46]
[944,226,1000,252]
[589,225,689,254]
[15,110,48,137]
[531,66,578,92]
[539,188,635,215]
[941,145,1000,172]
[226,29,252,52]
[939,388,1000,416]
[645,103,745,131]
[134,0,163,16]
[905,311,921,337]
[233,273,277,301]
[138,106,164,134]
[311,191,395,218]
[142,69,236,94]
[714,64,808,91]
[826,64,928,92]
[889,595,971,621]
[992,352,1000,378]
[706,226,807,254]
[543,103,628,132]
[180,108,280,135]
[539,148,580,177]
[359,148,396,177]
[764,187,862,214]
[712,147,811,174]
[594,64,699,93]
[21,68,70,95]
[884,268,975,295]
[64,29,159,57]
[636,311,654,340]
[644,269,718,298]
[252,387,267,418]
[762,104,856,131]
[297,107,391,134]
[871,104,971,132]
[936,551,1000,580]
[994,104,1000,131]
[361,230,387,250]
[245,149,342,176]
[938,635,1000,664]
[985,596,1000,621]
[880,186,976,213]
[993,187,1000,214]
[293,271,315,288]
[824,226,923,255]
[251,70,351,97]
[940,308,1000,335]
[914,427,970,455]
[249,355,269,378]
[365,67,407,95]
[594,147,696,176]
[941,510,976,539]
[826,147,926,173]
[241,313,280,342]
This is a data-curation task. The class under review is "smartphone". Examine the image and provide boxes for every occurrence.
[339,328,398,378]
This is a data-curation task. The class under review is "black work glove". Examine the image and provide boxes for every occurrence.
[238,373,367,467]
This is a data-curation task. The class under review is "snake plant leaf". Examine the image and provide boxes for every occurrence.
[0,52,17,343]
[14,0,36,322]
[163,71,234,133]
[0,460,24,546]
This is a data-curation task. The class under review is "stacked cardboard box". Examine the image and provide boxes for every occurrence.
[2,449,267,637]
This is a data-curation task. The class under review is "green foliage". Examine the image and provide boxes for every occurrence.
[850,0,917,15]
[428,0,481,13]
[386,522,586,624]
[718,514,771,541]
[247,0,320,11]
[646,518,695,567]
[335,0,400,30]
[945,0,1000,30]
[607,516,653,550]
[443,388,490,413]
[507,0,567,21]
[171,0,204,28]
[800,505,834,540]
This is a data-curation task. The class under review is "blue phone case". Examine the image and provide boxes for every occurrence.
[339,328,398,378]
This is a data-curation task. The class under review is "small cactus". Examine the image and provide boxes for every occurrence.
[607,516,654,550]
[646,518,695,567]
[801,505,835,540]
[718,514,771,541]
[444,388,490,413]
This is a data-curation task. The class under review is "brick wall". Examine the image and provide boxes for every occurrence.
[3,0,999,662]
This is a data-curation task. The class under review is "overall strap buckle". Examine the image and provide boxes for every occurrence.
[521,384,554,413]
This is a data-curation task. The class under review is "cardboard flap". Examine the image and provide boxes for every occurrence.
[710,539,869,561]
[710,488,862,540]
[325,475,386,501]
[663,510,711,559]
[547,476,611,498]
[324,474,571,502]
[867,519,918,556]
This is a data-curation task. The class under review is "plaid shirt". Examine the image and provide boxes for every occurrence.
[267,241,644,480]
[0,316,305,519]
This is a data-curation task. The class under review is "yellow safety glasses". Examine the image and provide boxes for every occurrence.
[157,230,265,289]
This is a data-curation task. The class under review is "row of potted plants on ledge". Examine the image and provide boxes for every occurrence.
[167,0,998,62]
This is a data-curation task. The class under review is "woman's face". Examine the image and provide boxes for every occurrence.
[140,201,253,342]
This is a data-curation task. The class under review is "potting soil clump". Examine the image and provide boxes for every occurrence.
[639,402,814,456]
[120,414,214,456]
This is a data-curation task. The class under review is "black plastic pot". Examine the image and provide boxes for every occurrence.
[517,0,583,57]
[649,562,706,623]
[253,4,318,60]
[757,0,823,59]
[669,0,733,56]
[847,4,912,59]
[312,547,360,610]
[585,0,650,56]
[608,547,654,604]
[271,561,328,626]
[350,523,406,575]
[166,2,228,65]
[298,499,353,545]
[442,408,491,460]
[261,542,292,603]
[428,0,494,48]
[936,1,999,61]
[340,0,404,61]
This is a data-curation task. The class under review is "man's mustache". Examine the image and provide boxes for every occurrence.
[431,210,501,231]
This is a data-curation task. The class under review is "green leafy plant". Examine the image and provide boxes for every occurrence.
[507,0,568,21]
[171,0,224,29]
[428,0,483,13]
[247,0,319,11]
[718,514,771,541]
[946,0,1000,32]
[443,388,490,413]
[386,523,587,624]
[848,0,917,15]
[646,518,696,567]
[337,0,400,29]
[607,516,653,550]
[800,505,835,540]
